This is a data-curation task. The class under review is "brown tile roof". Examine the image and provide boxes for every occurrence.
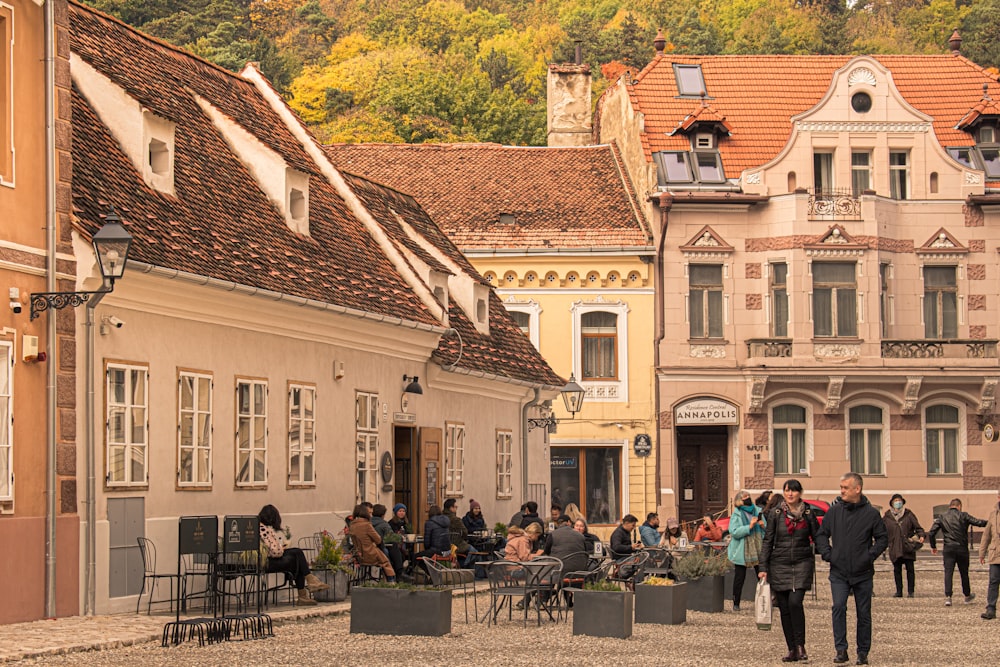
[609,54,1000,174]
[324,143,652,250]
[69,1,561,388]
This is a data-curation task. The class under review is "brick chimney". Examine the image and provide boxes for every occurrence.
[546,45,592,147]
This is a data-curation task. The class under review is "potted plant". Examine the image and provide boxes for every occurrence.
[572,580,633,639]
[672,548,730,613]
[493,522,508,538]
[350,582,452,636]
[311,531,349,602]
[635,575,687,625]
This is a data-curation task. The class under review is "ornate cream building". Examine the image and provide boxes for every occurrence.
[596,36,1000,525]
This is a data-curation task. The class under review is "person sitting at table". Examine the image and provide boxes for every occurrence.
[694,515,724,543]
[443,498,476,566]
[574,518,600,557]
[549,504,563,529]
[519,501,542,530]
[660,517,684,548]
[565,503,584,523]
[640,512,661,547]
[410,504,452,576]
[463,499,488,534]
[348,504,396,582]
[509,503,528,528]
[544,515,588,574]
[371,503,410,582]
[258,504,329,606]
[505,524,543,561]
[610,514,643,558]
[388,503,412,536]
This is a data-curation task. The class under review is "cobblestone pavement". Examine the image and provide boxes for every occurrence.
[3,560,993,666]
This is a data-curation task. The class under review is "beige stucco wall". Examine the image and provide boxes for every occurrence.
[81,270,539,614]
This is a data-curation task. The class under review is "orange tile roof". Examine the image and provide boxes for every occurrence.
[608,54,1000,174]
[324,143,652,250]
[69,1,563,388]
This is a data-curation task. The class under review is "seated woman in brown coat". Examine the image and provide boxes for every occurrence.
[348,504,396,582]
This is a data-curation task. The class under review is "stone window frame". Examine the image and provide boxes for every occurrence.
[106,361,150,489]
[770,401,813,477]
[922,400,965,476]
[844,401,891,476]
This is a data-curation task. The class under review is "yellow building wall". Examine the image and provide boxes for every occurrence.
[472,254,657,536]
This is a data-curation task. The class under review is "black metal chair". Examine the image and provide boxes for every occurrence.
[522,557,564,624]
[482,560,531,626]
[137,537,181,614]
[607,550,651,590]
[420,556,478,623]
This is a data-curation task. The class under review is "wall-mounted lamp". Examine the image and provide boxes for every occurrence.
[30,207,133,320]
[403,375,423,395]
[528,374,587,431]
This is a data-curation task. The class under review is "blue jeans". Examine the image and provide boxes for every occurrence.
[830,573,873,655]
[987,564,1000,613]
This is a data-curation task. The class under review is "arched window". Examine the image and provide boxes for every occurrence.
[581,312,617,380]
[925,404,959,474]
[849,405,883,475]
[772,404,807,475]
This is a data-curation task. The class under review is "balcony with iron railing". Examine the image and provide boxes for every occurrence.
[747,339,793,358]
[808,188,862,221]
[881,339,999,359]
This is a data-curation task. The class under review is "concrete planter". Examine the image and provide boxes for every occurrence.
[572,589,633,639]
[681,574,725,613]
[724,567,757,605]
[634,582,687,625]
[313,569,348,602]
[350,587,452,636]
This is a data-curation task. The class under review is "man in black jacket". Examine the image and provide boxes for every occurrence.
[815,472,888,666]
[928,497,987,606]
[609,514,641,558]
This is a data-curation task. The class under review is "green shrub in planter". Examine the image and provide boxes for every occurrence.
[673,549,729,613]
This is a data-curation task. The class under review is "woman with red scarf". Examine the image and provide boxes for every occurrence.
[759,479,822,663]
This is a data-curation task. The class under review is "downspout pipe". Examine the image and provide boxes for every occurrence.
[83,293,106,616]
[44,0,58,620]
[652,193,672,515]
[521,388,543,499]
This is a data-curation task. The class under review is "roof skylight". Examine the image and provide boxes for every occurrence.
[674,64,707,97]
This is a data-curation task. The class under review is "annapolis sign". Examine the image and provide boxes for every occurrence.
[674,397,739,425]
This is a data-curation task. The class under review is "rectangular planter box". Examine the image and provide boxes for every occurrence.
[313,569,348,602]
[681,575,725,613]
[724,567,758,605]
[572,589,633,639]
[350,587,452,636]
[635,582,687,625]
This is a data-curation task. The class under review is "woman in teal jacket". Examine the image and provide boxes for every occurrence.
[728,489,766,610]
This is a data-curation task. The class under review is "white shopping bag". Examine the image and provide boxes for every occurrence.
[755,579,772,631]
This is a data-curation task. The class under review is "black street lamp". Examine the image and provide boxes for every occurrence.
[528,374,587,431]
[31,207,133,320]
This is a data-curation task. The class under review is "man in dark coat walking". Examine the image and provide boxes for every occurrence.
[815,472,888,666]
[927,497,987,606]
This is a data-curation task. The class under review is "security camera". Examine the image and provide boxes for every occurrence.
[9,301,21,314]
[107,315,125,328]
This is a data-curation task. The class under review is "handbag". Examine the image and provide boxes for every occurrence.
[903,535,923,554]
[755,579,773,631]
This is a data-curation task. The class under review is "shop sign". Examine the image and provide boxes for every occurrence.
[675,397,739,425]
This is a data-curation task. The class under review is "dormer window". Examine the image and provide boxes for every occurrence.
[141,111,175,195]
[433,286,446,305]
[980,126,995,143]
[284,168,309,234]
[673,64,707,97]
[499,213,516,225]
[476,298,487,324]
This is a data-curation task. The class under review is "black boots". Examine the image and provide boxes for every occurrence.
[781,648,798,662]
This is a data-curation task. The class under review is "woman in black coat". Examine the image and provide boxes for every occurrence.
[882,493,926,597]
[759,479,821,664]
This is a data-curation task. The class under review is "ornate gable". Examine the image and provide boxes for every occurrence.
[804,225,867,257]
[916,228,969,257]
[681,225,734,259]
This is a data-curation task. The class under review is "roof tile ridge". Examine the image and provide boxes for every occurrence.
[71,0,255,87]
[606,140,653,243]
[948,53,1000,82]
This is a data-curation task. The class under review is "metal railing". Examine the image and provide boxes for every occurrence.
[808,188,861,220]
[881,339,998,359]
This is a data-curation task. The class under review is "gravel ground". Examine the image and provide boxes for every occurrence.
[12,566,993,667]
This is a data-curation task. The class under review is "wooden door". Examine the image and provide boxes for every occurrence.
[676,426,729,529]
[415,427,441,530]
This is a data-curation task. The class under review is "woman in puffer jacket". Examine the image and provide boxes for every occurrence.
[759,479,821,664]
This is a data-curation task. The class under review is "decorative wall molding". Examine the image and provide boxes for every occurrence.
[689,344,726,358]
[814,343,861,358]
[980,377,999,415]
[901,376,923,415]
[744,172,761,184]
[825,376,846,414]
[796,121,931,133]
[847,67,877,87]
[748,375,768,414]
[964,171,983,185]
